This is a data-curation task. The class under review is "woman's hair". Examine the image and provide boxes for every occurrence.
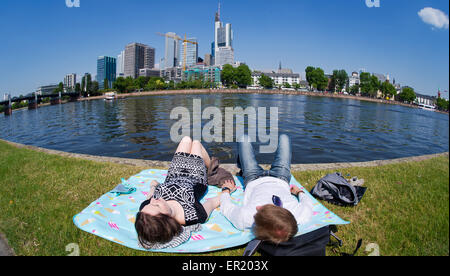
[253,205,298,245]
[135,211,183,248]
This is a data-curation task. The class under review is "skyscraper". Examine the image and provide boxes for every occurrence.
[64,73,77,91]
[214,3,234,66]
[164,32,180,69]
[124,43,155,79]
[97,56,116,90]
[215,46,234,66]
[183,38,198,68]
[117,50,125,77]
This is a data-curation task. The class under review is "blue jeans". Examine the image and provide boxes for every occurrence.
[237,134,292,187]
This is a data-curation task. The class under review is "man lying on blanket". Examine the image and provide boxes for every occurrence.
[220,134,314,244]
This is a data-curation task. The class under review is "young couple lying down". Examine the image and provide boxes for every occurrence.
[135,135,314,249]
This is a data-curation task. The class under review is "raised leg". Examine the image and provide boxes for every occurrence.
[176,136,193,154]
[237,135,266,187]
[190,140,211,170]
[268,134,292,183]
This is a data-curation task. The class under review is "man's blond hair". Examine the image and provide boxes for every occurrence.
[253,205,298,244]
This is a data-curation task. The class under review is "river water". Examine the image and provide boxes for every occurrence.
[0,93,448,164]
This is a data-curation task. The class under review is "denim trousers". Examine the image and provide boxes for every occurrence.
[237,134,292,187]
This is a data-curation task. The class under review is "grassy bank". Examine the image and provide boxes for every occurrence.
[0,140,448,256]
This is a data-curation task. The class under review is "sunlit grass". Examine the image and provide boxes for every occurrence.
[0,140,448,256]
[293,156,449,256]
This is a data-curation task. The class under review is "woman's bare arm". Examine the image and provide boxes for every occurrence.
[202,196,221,218]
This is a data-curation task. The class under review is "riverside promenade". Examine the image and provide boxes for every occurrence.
[81,88,433,111]
[3,89,448,116]
[3,138,448,174]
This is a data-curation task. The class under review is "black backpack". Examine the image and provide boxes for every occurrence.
[243,225,362,256]
[252,226,330,256]
[310,172,367,207]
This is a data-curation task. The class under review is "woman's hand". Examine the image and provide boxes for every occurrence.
[221,179,237,194]
[150,180,159,188]
[147,180,160,199]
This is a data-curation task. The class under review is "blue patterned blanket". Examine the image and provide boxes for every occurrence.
[73,169,349,253]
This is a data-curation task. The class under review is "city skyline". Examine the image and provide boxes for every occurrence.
[0,0,448,97]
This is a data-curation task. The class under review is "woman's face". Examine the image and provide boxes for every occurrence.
[141,198,173,217]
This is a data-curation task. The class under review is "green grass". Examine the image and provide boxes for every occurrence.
[293,157,449,256]
[0,140,448,256]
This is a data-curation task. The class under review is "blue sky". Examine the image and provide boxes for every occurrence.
[0,0,448,98]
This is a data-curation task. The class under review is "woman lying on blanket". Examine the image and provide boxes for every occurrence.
[220,134,314,245]
[135,137,224,248]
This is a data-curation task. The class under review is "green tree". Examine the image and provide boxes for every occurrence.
[91,81,99,96]
[235,64,252,88]
[380,82,396,99]
[258,74,274,89]
[369,75,381,98]
[436,97,449,111]
[136,76,149,90]
[314,68,329,91]
[75,83,81,94]
[176,81,188,90]
[221,64,235,88]
[349,84,360,95]
[155,79,166,90]
[397,87,416,103]
[86,74,92,96]
[113,77,133,93]
[104,79,109,90]
[167,80,175,90]
[359,73,380,98]
[145,77,165,91]
[331,70,348,92]
[53,82,64,94]
[305,67,328,91]
[359,72,371,96]
[305,66,315,90]
[81,76,86,93]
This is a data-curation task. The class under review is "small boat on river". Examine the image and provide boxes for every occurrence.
[105,92,117,101]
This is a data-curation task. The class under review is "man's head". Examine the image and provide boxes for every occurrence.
[253,205,298,244]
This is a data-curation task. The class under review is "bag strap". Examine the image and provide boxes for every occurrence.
[243,239,262,256]
[340,239,363,256]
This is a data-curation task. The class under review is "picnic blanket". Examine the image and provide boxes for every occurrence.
[73,169,349,253]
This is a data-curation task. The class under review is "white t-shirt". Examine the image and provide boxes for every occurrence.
[220,176,314,230]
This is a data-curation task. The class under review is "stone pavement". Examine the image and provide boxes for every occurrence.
[0,233,14,256]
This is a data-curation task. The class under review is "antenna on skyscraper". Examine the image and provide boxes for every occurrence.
[215,0,221,22]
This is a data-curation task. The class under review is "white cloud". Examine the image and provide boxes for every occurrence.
[418,7,449,30]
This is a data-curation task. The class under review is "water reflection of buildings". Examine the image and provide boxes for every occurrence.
[97,101,123,142]
[119,97,160,135]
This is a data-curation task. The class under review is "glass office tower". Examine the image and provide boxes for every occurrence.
[97,56,117,90]
[184,38,198,68]
[164,32,180,69]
